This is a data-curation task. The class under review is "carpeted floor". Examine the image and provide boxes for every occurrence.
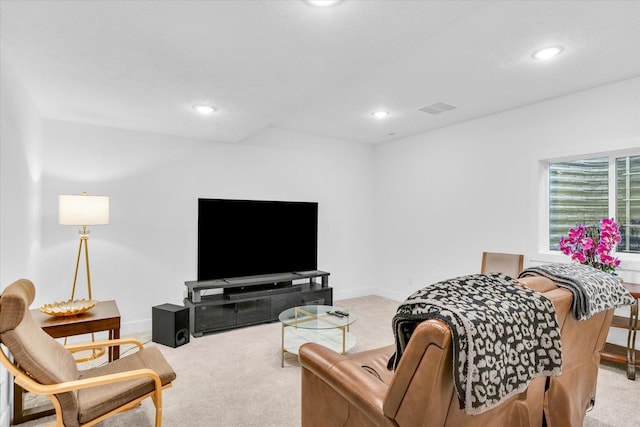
[17,295,640,426]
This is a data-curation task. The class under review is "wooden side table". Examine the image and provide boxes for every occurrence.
[600,282,639,380]
[12,300,121,424]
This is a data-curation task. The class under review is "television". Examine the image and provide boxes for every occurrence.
[197,198,318,282]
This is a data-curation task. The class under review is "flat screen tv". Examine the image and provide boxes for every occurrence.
[197,198,318,281]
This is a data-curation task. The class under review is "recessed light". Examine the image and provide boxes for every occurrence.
[372,111,390,119]
[304,0,343,7]
[532,45,564,60]
[193,105,216,114]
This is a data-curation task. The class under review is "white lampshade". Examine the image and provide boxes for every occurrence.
[59,194,109,225]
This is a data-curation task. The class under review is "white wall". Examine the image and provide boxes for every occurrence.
[39,122,376,334]
[0,56,42,287]
[374,77,640,301]
[0,54,42,427]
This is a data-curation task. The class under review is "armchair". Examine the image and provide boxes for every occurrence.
[0,279,176,427]
[300,276,613,426]
[518,276,614,426]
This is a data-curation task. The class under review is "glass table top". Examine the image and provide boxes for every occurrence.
[278,305,356,329]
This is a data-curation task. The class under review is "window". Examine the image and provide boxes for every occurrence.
[616,155,640,253]
[548,153,640,254]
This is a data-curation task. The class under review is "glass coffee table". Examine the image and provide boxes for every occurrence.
[279,305,356,367]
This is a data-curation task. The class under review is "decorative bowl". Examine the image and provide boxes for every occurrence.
[39,299,98,317]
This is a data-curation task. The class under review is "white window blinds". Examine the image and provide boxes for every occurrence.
[548,157,609,250]
[616,155,640,253]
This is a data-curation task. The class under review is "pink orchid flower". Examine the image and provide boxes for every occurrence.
[558,218,621,273]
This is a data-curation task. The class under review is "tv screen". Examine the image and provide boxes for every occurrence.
[197,198,318,281]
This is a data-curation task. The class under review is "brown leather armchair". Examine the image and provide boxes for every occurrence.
[300,276,613,427]
[519,276,614,427]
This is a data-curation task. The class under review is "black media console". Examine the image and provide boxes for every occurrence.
[184,271,332,337]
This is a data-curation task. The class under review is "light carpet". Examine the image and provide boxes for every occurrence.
[18,295,640,426]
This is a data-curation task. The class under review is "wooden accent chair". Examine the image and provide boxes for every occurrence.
[0,279,176,427]
[480,252,524,278]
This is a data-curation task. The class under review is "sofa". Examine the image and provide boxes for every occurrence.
[299,275,614,427]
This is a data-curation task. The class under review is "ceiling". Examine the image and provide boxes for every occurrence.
[1,0,639,145]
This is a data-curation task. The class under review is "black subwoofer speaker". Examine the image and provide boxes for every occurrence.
[152,303,190,348]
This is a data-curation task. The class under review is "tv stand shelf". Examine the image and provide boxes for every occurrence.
[186,271,329,303]
[184,271,331,337]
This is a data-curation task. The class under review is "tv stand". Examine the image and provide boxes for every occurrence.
[184,271,331,337]
[224,282,299,301]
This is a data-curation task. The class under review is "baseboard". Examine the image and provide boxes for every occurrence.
[120,318,152,337]
[333,287,375,301]
[334,287,403,303]
[371,288,405,302]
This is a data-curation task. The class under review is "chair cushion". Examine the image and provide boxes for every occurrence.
[0,279,35,333]
[77,346,176,424]
[0,279,80,427]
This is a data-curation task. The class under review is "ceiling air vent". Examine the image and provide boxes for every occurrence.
[418,101,457,115]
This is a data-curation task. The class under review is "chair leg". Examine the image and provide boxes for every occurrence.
[48,395,66,426]
[153,389,163,427]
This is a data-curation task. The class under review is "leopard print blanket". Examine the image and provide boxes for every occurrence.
[388,273,562,415]
[518,263,635,320]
